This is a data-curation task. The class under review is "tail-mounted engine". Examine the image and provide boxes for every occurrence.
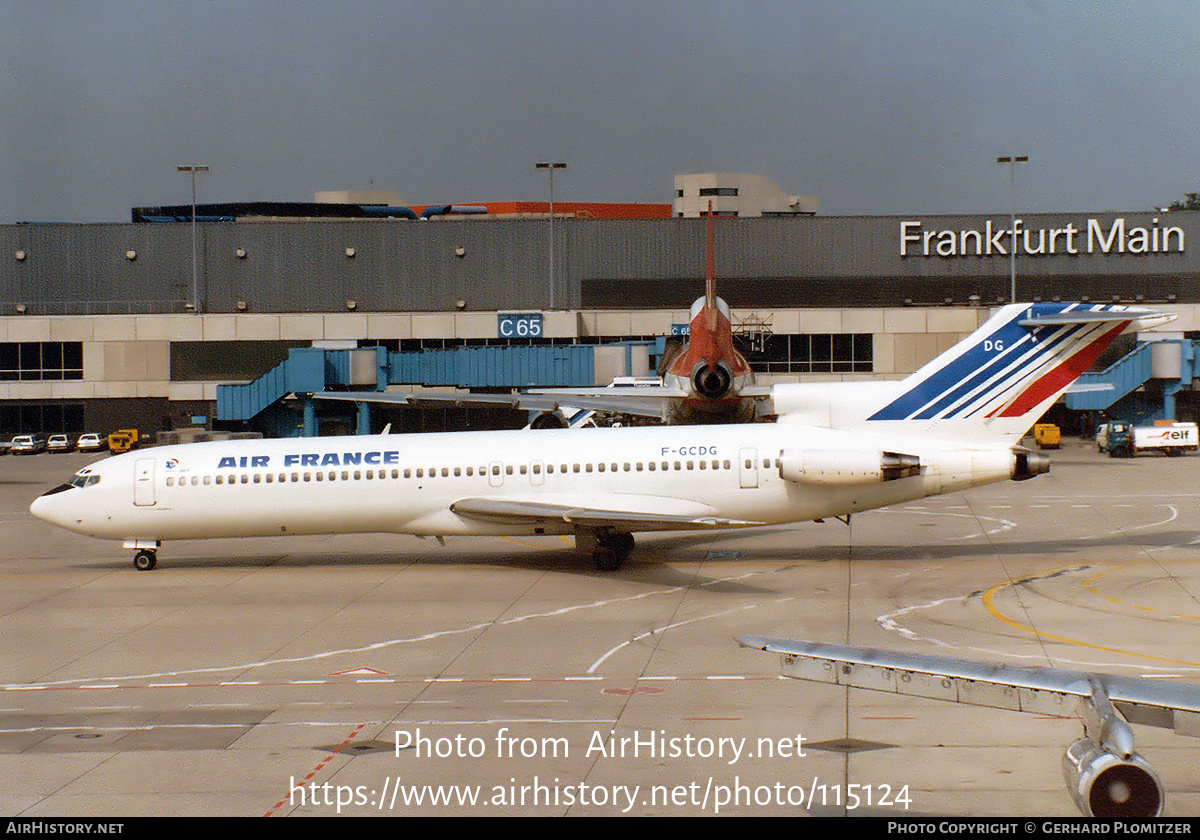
[1012,448,1051,481]
[778,449,921,486]
[691,360,734,400]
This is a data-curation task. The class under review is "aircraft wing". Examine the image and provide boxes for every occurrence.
[315,388,677,419]
[316,384,775,421]
[315,390,569,412]
[452,494,765,530]
[737,636,1200,736]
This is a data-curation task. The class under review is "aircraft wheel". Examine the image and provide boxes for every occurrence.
[593,547,622,572]
[133,550,157,572]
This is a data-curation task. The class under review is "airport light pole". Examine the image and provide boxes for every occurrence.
[178,165,209,314]
[535,162,566,309]
[996,155,1028,304]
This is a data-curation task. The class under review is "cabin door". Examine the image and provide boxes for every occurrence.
[738,448,759,489]
[134,459,156,506]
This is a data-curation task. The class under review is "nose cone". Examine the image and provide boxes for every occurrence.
[30,484,73,529]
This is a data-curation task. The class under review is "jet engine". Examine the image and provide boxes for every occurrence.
[691,360,733,400]
[1061,738,1164,817]
[529,410,570,429]
[1012,448,1051,481]
[778,449,921,486]
[1060,677,1166,817]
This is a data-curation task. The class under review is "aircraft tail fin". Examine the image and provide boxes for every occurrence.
[866,303,1173,442]
[704,200,716,317]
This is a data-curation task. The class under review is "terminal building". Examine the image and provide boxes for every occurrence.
[2,175,1198,438]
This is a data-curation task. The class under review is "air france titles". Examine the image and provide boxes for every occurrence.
[900,218,1185,258]
[216,451,401,470]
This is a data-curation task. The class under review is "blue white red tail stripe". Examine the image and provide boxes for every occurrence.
[868,304,1134,423]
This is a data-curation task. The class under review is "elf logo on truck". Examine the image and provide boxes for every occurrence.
[1147,429,1194,441]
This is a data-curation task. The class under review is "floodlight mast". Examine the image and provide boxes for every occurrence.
[997,155,1028,304]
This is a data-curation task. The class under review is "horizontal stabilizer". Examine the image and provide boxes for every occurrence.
[1019,309,1173,329]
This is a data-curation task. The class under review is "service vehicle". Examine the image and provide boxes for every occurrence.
[1096,421,1198,457]
[107,429,139,455]
[1033,423,1061,449]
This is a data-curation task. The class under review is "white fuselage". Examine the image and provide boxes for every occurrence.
[31,422,1020,546]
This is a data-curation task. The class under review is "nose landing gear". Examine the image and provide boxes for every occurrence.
[133,549,157,571]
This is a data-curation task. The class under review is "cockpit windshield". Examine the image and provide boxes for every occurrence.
[67,471,101,489]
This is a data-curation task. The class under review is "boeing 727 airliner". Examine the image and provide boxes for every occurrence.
[30,303,1170,571]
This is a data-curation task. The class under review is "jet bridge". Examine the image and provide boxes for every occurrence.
[216,342,655,435]
[1065,337,1198,421]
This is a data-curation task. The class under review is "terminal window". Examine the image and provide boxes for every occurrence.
[0,342,83,381]
[749,334,873,374]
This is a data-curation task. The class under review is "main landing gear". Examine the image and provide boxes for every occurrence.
[577,528,634,572]
[133,549,157,571]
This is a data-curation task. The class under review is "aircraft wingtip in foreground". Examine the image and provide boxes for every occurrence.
[738,636,1200,817]
[31,302,1171,572]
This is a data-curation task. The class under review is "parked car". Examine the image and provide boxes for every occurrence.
[10,435,46,454]
[47,434,74,453]
[76,433,108,452]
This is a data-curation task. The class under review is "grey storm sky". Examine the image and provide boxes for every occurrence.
[3,0,1198,223]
